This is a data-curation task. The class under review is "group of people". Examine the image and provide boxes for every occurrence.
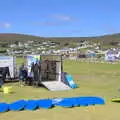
[19,61,41,87]
[0,61,41,88]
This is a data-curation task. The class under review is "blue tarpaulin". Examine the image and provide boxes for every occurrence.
[25,100,38,110]
[0,103,9,112]
[9,100,26,111]
[0,96,105,113]
[54,98,73,108]
[52,96,105,107]
[37,99,53,109]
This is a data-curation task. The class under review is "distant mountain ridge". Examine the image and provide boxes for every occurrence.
[0,33,120,44]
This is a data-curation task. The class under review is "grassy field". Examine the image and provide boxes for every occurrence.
[1,60,120,120]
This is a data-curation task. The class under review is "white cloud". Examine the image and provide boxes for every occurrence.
[33,14,74,27]
[34,21,59,26]
[0,22,11,28]
[52,14,73,21]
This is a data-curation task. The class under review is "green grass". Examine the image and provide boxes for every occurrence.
[1,60,120,120]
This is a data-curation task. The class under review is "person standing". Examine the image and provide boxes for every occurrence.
[19,63,28,86]
[32,61,40,87]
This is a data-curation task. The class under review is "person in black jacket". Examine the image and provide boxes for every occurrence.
[19,63,28,86]
[31,61,40,87]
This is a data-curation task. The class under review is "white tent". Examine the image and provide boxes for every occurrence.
[0,56,16,78]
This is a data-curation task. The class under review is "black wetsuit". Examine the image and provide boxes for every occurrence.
[31,63,40,86]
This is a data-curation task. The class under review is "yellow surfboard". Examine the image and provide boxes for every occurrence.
[111,98,120,102]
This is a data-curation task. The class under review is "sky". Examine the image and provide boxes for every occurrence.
[0,0,120,37]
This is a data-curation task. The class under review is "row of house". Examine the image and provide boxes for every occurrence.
[10,41,57,48]
[7,40,106,59]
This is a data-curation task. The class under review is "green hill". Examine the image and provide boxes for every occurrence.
[0,33,45,42]
[0,33,120,46]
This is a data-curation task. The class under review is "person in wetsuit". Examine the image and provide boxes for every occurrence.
[31,60,40,87]
[19,63,28,86]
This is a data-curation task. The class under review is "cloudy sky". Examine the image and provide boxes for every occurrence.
[0,0,120,37]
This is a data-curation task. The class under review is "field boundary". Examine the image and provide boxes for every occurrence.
[65,58,120,64]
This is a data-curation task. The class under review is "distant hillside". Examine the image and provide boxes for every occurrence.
[0,33,120,45]
[0,33,45,43]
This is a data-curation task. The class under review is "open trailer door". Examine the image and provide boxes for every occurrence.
[40,55,71,91]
